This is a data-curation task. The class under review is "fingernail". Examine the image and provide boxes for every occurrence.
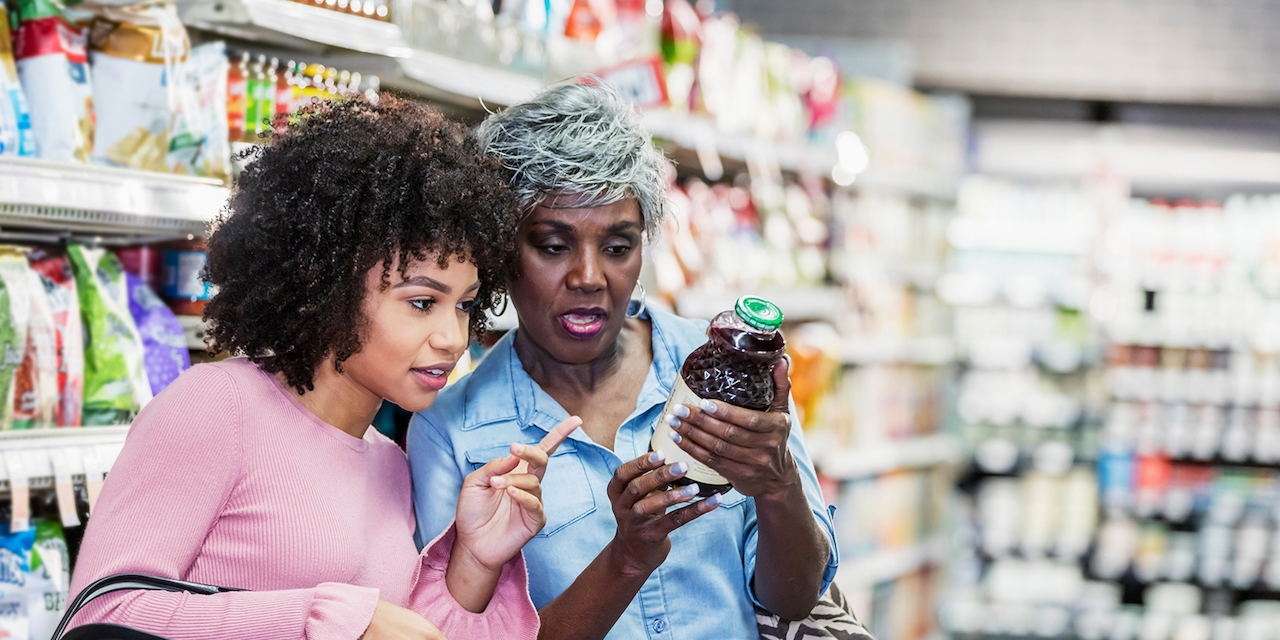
[669,431,683,444]
[673,405,690,419]
[706,493,722,508]
[648,450,665,464]
[700,400,717,414]
[680,484,699,497]
[666,414,682,428]
[671,461,688,476]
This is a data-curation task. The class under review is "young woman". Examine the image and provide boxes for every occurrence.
[408,81,838,640]
[67,96,579,640]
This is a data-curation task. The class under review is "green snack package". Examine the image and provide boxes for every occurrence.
[0,248,30,430]
[28,519,69,640]
[67,244,152,425]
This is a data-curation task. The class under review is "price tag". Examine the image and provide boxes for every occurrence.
[48,449,81,528]
[592,58,669,110]
[82,447,106,515]
[3,451,30,532]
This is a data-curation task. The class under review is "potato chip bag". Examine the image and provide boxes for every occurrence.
[27,519,69,640]
[0,12,36,156]
[0,522,34,640]
[13,0,94,163]
[0,248,31,430]
[169,41,229,180]
[29,249,83,427]
[88,3,188,171]
[126,271,188,396]
[67,244,151,426]
[12,262,59,430]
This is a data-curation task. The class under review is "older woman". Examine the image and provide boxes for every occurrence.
[408,80,838,639]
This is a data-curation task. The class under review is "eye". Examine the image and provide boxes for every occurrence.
[604,244,632,256]
[411,299,435,313]
[457,299,476,313]
[540,244,569,255]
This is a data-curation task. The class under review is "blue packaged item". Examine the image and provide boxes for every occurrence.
[126,272,189,395]
[0,521,35,640]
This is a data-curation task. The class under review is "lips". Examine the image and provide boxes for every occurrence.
[557,307,607,339]
[411,362,455,391]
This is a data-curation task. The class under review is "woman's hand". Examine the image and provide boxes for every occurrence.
[454,416,582,570]
[667,358,800,500]
[362,600,446,640]
[605,450,721,577]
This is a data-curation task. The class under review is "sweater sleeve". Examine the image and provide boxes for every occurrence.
[67,364,380,640]
[406,522,540,640]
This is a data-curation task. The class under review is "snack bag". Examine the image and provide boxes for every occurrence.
[126,272,188,396]
[13,0,94,163]
[89,3,189,171]
[67,244,151,426]
[0,248,31,430]
[0,11,36,156]
[29,250,83,427]
[169,41,228,180]
[12,264,59,430]
[27,519,68,640]
[0,522,33,640]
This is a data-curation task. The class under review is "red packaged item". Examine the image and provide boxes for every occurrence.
[28,250,83,427]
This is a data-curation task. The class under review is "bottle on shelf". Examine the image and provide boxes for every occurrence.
[275,61,296,117]
[227,52,249,143]
[651,296,787,496]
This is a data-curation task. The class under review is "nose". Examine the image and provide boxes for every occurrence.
[565,248,606,294]
[427,312,468,356]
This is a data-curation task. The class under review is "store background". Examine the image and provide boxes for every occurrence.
[1,0,1279,638]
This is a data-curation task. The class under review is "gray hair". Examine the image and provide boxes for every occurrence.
[476,78,670,238]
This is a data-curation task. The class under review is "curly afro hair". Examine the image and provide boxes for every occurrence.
[204,95,517,394]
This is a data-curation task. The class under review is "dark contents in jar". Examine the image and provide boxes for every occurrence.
[680,324,786,411]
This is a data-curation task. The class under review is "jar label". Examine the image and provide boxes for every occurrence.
[651,376,729,485]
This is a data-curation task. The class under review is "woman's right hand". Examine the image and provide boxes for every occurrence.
[606,450,722,577]
[362,600,446,640]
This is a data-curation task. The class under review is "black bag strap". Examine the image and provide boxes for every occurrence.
[53,574,244,640]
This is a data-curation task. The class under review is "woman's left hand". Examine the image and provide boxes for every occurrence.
[668,358,800,500]
[453,416,583,571]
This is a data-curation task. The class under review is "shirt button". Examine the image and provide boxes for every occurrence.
[651,618,667,633]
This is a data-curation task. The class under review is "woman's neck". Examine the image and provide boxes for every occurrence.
[513,321,639,398]
[278,357,383,439]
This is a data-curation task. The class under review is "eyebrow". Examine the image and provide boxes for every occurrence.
[532,220,642,234]
[393,277,481,294]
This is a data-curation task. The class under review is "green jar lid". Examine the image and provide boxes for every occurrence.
[735,296,783,331]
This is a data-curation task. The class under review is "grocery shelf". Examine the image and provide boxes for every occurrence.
[0,426,129,494]
[176,315,211,351]
[0,157,226,236]
[177,0,412,58]
[397,48,543,109]
[815,433,963,480]
[843,335,956,366]
[674,286,844,325]
[837,535,949,587]
[643,110,836,177]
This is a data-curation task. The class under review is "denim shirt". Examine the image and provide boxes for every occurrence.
[407,308,839,640]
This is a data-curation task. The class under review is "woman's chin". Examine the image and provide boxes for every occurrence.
[388,389,440,414]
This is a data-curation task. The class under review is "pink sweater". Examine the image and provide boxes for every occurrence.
[68,358,539,640]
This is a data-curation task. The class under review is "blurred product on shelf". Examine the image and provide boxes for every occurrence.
[169,42,229,179]
[291,0,389,21]
[159,237,211,316]
[29,249,84,428]
[12,0,94,163]
[66,245,152,427]
[126,272,190,397]
[88,3,190,172]
[0,11,36,157]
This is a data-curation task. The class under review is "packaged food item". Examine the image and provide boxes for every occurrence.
[651,296,786,494]
[169,41,230,180]
[0,12,36,156]
[67,244,152,426]
[0,522,33,640]
[89,3,190,171]
[28,250,83,427]
[0,248,31,430]
[126,272,188,396]
[27,519,68,640]
[161,238,212,316]
[12,262,59,430]
[13,0,94,163]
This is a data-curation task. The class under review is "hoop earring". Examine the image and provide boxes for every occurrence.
[494,295,510,317]
[626,283,647,319]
